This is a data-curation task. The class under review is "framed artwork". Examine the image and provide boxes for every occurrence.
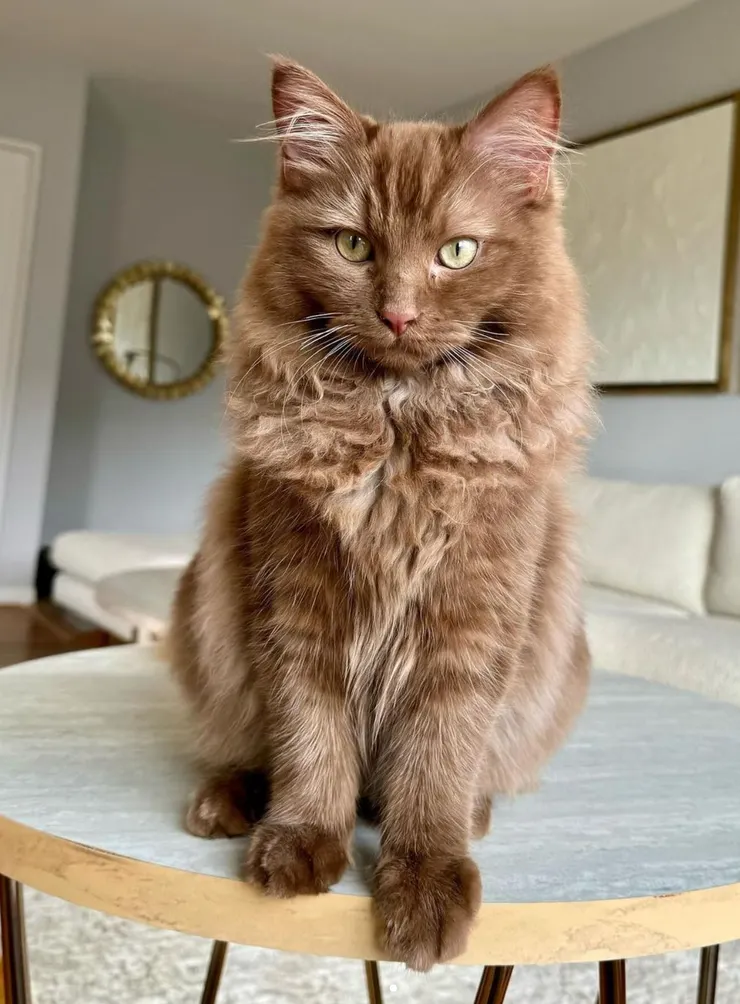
[564,95,740,392]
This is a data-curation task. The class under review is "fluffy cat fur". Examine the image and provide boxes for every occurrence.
[170,58,592,971]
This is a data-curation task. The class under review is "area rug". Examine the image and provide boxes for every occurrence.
[23,889,739,1003]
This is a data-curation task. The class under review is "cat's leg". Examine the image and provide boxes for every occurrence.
[170,540,269,841]
[245,583,358,897]
[471,792,493,839]
[372,628,501,971]
[182,679,268,839]
[186,769,269,838]
[244,678,358,895]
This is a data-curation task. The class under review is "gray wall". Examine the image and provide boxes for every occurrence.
[445,0,740,486]
[43,83,275,540]
[0,47,86,597]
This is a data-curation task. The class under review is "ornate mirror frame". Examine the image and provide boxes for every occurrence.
[91,260,228,401]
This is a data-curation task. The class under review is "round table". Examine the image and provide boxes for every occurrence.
[1,648,740,1004]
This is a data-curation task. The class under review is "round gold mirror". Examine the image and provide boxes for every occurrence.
[92,261,228,400]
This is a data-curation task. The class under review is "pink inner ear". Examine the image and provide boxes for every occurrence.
[274,108,343,172]
[466,70,562,199]
[271,59,361,177]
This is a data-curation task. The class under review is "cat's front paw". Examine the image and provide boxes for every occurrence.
[374,852,481,971]
[186,770,268,838]
[245,822,349,897]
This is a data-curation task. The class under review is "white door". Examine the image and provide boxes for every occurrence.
[0,138,41,549]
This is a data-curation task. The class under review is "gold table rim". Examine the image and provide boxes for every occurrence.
[1,815,740,965]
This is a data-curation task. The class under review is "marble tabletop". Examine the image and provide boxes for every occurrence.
[1,645,739,908]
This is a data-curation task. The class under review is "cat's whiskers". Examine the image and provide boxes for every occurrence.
[226,329,321,403]
[454,348,531,425]
[226,321,355,429]
[469,326,553,363]
[298,327,355,414]
[224,327,335,436]
[279,343,329,448]
[454,348,500,395]
[300,326,347,354]
[457,350,528,443]
[283,329,351,421]
[276,312,340,328]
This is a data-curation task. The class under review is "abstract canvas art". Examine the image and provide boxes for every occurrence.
[565,97,740,391]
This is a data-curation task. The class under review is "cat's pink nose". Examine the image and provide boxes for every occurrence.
[379,309,417,337]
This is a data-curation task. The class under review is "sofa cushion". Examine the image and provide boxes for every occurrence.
[573,476,715,614]
[706,476,740,617]
[586,610,740,707]
[52,573,135,640]
[582,584,689,619]
[51,531,195,584]
[95,567,182,630]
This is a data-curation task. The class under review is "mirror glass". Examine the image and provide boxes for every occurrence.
[92,261,227,400]
[110,277,214,386]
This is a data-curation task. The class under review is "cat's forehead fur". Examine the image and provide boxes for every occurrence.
[359,122,495,243]
[280,116,524,244]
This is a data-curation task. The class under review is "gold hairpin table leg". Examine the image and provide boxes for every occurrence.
[598,960,626,1004]
[473,965,514,1004]
[199,940,228,1004]
[696,946,720,1004]
[364,960,384,1004]
[0,876,31,1004]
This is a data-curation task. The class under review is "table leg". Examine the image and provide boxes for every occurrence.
[199,940,228,1004]
[0,876,31,1004]
[473,966,514,1004]
[598,960,626,1004]
[364,961,384,1004]
[696,946,720,1004]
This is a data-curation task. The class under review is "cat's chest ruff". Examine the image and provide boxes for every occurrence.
[329,376,448,546]
[345,377,414,506]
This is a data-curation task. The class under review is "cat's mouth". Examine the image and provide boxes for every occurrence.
[303,311,510,375]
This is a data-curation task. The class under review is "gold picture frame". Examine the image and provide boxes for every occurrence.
[91,260,228,401]
[573,91,740,395]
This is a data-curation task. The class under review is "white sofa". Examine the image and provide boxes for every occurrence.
[50,531,195,639]
[576,475,740,706]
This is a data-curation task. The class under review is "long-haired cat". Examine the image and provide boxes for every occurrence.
[170,58,592,971]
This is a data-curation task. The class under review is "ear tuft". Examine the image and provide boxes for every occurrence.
[465,67,562,201]
[270,58,363,185]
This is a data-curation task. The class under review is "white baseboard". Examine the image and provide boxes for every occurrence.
[0,586,35,604]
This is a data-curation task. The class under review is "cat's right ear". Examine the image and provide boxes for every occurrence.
[464,67,562,202]
[270,58,364,189]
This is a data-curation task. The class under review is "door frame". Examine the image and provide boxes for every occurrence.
[0,137,42,602]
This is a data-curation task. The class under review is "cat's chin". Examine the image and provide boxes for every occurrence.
[347,338,456,376]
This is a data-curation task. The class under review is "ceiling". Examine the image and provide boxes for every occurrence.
[2,0,697,123]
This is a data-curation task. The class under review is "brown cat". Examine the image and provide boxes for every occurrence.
[170,58,592,971]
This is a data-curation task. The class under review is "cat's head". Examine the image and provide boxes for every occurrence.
[248,59,571,376]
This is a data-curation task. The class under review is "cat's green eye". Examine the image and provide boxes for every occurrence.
[438,237,479,270]
[335,230,372,262]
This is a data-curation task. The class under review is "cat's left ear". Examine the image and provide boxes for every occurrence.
[464,67,562,201]
[271,58,365,188]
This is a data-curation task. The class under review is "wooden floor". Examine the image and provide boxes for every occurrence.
[0,603,115,670]
[0,605,64,669]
